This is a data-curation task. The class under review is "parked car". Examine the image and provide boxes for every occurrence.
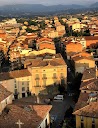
[54,95,64,100]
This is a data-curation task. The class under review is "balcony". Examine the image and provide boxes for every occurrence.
[52,76,57,79]
[35,77,40,80]
[42,77,47,79]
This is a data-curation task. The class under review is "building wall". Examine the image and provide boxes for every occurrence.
[0,94,13,114]
[76,115,98,128]
[48,31,58,38]
[1,76,32,99]
[27,49,56,56]
[38,113,50,128]
[28,65,67,95]
[56,25,65,32]
[74,59,95,74]
[72,23,87,32]
[75,59,95,68]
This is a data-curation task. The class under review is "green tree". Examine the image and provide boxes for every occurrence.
[83,29,90,36]
[39,21,46,29]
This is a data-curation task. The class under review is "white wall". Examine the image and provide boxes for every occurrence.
[0,94,13,114]
[38,113,50,128]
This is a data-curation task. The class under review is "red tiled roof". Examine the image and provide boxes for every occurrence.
[0,104,52,128]
[0,84,12,102]
[82,68,96,81]
[73,102,98,118]
[0,69,31,81]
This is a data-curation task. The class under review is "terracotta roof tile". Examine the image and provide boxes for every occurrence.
[0,69,31,81]
[80,79,98,91]
[0,84,12,102]
[82,68,96,81]
[0,104,52,128]
[73,102,98,117]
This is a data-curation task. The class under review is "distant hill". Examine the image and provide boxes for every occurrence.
[0,3,98,17]
[90,2,98,8]
[0,4,85,13]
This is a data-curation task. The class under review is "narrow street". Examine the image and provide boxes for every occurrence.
[50,96,75,128]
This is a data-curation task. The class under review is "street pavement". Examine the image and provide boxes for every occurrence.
[50,96,75,128]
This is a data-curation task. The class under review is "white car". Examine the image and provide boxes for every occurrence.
[54,95,64,100]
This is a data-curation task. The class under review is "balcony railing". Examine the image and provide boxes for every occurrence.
[52,76,57,79]
[42,77,47,79]
[35,77,40,80]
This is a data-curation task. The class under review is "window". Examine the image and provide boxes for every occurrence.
[43,74,47,79]
[27,87,29,91]
[35,74,39,80]
[27,81,29,85]
[22,82,24,85]
[14,79,16,83]
[22,87,25,91]
[14,84,17,88]
[14,89,17,94]
[43,79,46,86]
[81,116,84,121]
[36,80,39,87]
[53,73,57,79]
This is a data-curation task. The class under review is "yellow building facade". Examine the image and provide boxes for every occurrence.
[26,54,67,95]
[76,115,98,128]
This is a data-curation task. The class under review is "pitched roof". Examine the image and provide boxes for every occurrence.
[0,69,31,81]
[0,84,12,102]
[24,53,66,68]
[0,104,52,128]
[26,58,66,68]
[74,93,89,112]
[80,79,98,91]
[72,56,94,62]
[73,102,98,118]
[85,36,98,40]
[82,68,96,81]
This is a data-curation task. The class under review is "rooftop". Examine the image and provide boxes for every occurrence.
[73,102,98,118]
[80,79,98,91]
[0,69,31,81]
[82,68,96,81]
[0,104,52,128]
[0,84,12,102]
[25,55,66,68]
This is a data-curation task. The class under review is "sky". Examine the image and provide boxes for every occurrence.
[0,0,98,6]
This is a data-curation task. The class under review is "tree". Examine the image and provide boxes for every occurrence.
[83,29,90,36]
[39,21,46,29]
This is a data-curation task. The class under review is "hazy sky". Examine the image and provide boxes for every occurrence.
[0,0,98,6]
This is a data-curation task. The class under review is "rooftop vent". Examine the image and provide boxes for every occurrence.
[24,105,32,112]
[87,93,97,103]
